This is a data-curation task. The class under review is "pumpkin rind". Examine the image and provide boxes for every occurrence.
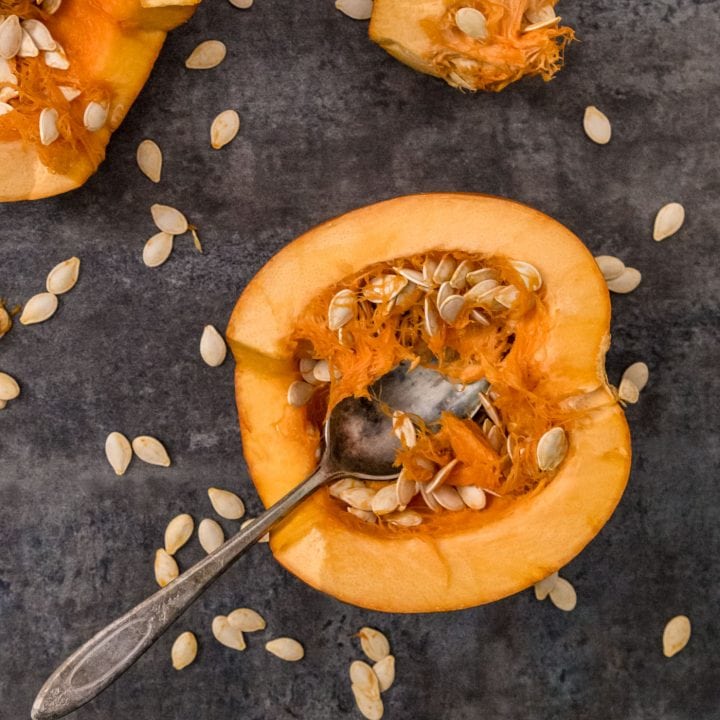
[228,193,631,612]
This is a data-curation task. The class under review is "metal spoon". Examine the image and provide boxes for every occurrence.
[32,363,486,720]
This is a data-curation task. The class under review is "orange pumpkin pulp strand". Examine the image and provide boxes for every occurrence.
[228,194,631,613]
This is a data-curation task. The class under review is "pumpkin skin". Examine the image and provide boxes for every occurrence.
[0,0,200,202]
[227,194,631,613]
[369,0,574,92]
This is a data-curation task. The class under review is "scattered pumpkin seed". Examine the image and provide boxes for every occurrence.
[136,139,162,183]
[132,436,171,467]
[185,39,227,69]
[618,377,639,404]
[358,627,390,662]
[210,109,240,149]
[335,0,373,20]
[46,256,80,294]
[548,576,576,611]
[151,203,188,235]
[662,615,691,657]
[142,232,174,268]
[583,105,611,144]
[533,571,559,600]
[228,0,253,7]
[606,267,642,294]
[536,427,568,471]
[287,380,315,407]
[373,655,395,692]
[208,486,245,519]
[20,292,58,325]
[0,371,20,401]
[164,513,194,555]
[622,361,649,392]
[352,683,384,720]
[0,304,11,338]
[594,255,625,281]
[228,608,266,632]
[198,518,224,553]
[83,101,107,132]
[171,631,197,670]
[455,7,488,39]
[653,202,685,241]
[105,431,132,476]
[265,637,304,661]
[350,660,380,698]
[154,548,179,587]
[212,615,246,651]
[199,324,227,367]
[39,107,59,145]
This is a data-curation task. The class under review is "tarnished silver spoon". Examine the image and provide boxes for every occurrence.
[32,363,486,720]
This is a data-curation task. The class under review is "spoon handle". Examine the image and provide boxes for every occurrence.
[31,464,335,720]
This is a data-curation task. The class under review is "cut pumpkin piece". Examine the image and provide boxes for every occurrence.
[227,194,631,613]
[0,0,200,202]
[369,0,574,91]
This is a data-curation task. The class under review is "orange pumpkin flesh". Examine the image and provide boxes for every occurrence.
[227,194,631,613]
[369,0,574,92]
[0,0,200,202]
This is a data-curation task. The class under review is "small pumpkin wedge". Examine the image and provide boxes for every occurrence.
[369,0,574,91]
[228,194,631,613]
[0,0,200,202]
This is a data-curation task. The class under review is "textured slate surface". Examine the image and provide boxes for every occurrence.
[1,1,719,718]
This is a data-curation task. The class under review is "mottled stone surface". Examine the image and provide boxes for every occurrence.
[1,1,719,718]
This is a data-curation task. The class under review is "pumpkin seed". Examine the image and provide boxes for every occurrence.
[653,202,685,241]
[358,627,390,662]
[136,139,162,183]
[419,482,440,511]
[340,486,376,512]
[142,232,174,268]
[465,268,496,286]
[464,278,499,305]
[438,294,465,324]
[370,484,400,516]
[351,683,384,720]
[523,16,561,32]
[0,371,20,400]
[606,267,641,294]
[328,288,355,330]
[423,295,440,337]
[394,267,431,288]
[373,655,395,692]
[287,380,315,407]
[385,509,422,527]
[208,486,245,519]
[450,259,473,289]
[348,507,377,523]
[621,361,649,392]
[171,631,197,670]
[18,28,38,57]
[229,0,253,7]
[432,484,465,511]
[42,0,63,13]
[46,256,80,294]
[363,274,407,304]
[662,615,691,657]
[199,324,227,367]
[0,101,12,115]
[478,391,501,426]
[212,615,246,651]
[583,106,611,144]
[510,260,543,291]
[395,470,418,506]
[425,458,459,494]
[313,359,339,382]
[151,203,188,235]
[39,108,59,145]
[105,431,132,476]
[494,284,520,309]
[470,308,490,326]
[392,411,416,447]
[457,484,486,510]
[455,7,488,39]
[154,548,179,587]
[548,576,576,611]
[486,423,505,453]
[228,607,266,632]
[265,637,304,661]
[432,254,457,284]
[594,255,625,281]
[198,518,224,553]
[618,377,639,404]
[0,15,21,59]
[210,109,240,149]
[21,19,56,51]
[185,39,227,69]
[330,477,366,499]
[525,4,556,23]
[533,571,558,600]
[240,518,270,542]
[536,427,568,471]
[44,44,69,70]
[0,303,11,338]
[20,292,57,324]
[132,436,171,466]
[350,660,380,698]
[58,85,80,101]
[164,513,194,555]
[422,257,438,282]
[335,0,373,20]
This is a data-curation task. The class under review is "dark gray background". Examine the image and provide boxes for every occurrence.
[1,0,719,718]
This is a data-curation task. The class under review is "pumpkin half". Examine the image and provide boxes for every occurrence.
[227,194,631,613]
[369,0,574,91]
[0,0,200,202]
